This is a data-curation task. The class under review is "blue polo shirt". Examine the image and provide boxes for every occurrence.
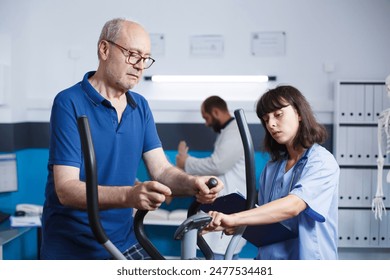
[41,71,162,259]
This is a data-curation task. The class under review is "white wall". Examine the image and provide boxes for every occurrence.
[0,0,389,123]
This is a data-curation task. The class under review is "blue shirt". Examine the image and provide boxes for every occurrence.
[256,144,339,260]
[41,71,162,259]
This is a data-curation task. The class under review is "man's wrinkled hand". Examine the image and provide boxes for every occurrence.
[131,181,172,211]
[194,176,223,204]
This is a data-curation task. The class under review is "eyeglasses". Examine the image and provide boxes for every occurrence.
[106,40,155,69]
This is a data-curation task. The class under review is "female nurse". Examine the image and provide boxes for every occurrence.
[205,85,339,259]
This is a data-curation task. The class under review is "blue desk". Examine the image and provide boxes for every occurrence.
[0,220,32,260]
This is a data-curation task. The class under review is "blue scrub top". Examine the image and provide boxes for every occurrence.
[256,144,339,260]
[41,71,162,259]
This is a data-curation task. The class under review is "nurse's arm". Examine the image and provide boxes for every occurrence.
[208,194,307,230]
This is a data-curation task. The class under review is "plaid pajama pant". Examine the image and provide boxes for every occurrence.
[120,243,151,260]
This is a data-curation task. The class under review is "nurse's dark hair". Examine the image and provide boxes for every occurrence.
[256,85,327,161]
[97,18,126,59]
[202,95,229,113]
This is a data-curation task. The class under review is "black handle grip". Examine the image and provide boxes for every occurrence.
[206,177,218,189]
[188,177,218,216]
[185,177,218,260]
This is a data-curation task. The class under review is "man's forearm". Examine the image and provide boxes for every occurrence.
[154,165,196,196]
[56,179,131,210]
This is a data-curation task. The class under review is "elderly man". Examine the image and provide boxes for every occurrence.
[40,18,222,260]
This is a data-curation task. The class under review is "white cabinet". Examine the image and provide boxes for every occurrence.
[335,81,390,248]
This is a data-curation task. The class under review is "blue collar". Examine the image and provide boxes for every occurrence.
[81,71,137,109]
[269,146,312,202]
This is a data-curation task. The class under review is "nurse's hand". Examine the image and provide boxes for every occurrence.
[202,211,238,235]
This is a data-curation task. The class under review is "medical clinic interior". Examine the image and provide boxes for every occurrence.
[0,0,390,260]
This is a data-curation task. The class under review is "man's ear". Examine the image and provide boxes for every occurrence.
[98,40,110,60]
[211,107,220,118]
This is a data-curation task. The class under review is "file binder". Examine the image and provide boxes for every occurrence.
[200,193,297,247]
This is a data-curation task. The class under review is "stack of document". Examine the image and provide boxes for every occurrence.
[10,215,41,227]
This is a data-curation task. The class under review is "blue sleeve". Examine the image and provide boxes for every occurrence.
[291,149,339,222]
[48,93,81,168]
[136,95,162,153]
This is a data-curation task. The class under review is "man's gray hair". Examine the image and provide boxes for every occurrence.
[97,18,125,58]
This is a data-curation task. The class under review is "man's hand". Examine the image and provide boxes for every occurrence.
[176,140,189,169]
[194,176,224,204]
[130,181,172,211]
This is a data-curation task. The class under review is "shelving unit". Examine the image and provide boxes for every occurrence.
[334,81,390,250]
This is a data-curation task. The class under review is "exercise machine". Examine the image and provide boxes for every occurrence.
[77,108,256,260]
[134,108,257,260]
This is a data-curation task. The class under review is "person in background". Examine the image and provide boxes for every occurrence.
[204,86,339,260]
[40,18,223,260]
[176,95,246,259]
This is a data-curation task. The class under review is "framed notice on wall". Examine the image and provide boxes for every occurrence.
[251,31,286,57]
[150,33,165,57]
[190,35,224,57]
[0,154,17,193]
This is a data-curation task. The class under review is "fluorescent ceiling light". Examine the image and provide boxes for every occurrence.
[145,75,275,83]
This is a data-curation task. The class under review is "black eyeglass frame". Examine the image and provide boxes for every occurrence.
[106,40,155,69]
